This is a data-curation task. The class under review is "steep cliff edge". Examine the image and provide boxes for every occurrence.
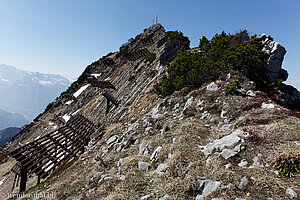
[0,24,299,200]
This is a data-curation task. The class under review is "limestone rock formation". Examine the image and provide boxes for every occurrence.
[259,34,288,83]
[259,34,300,109]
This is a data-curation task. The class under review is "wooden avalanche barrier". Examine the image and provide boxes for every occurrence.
[9,114,96,192]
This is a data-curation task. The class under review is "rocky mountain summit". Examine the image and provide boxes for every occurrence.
[0,24,299,200]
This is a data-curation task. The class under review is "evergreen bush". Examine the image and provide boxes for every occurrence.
[155,30,269,97]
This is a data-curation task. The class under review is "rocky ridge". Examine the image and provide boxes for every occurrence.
[0,24,299,200]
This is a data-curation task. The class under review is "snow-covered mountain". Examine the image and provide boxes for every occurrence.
[0,108,28,130]
[0,64,71,121]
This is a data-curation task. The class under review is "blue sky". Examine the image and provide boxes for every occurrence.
[0,0,299,89]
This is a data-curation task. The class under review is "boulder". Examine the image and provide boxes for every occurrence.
[286,188,298,199]
[280,85,300,109]
[156,163,168,175]
[220,149,238,159]
[195,179,221,200]
[200,130,244,157]
[138,161,150,172]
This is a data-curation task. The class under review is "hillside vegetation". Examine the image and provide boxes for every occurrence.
[154,30,271,97]
[0,24,299,200]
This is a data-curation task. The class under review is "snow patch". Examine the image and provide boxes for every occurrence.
[0,78,9,82]
[39,80,53,85]
[72,109,81,115]
[0,177,6,186]
[91,73,101,78]
[34,136,40,141]
[65,100,73,105]
[73,84,90,98]
[44,163,54,172]
[62,114,70,122]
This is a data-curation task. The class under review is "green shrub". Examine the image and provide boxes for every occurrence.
[116,46,129,59]
[225,80,241,95]
[154,50,228,97]
[144,52,156,64]
[155,30,269,97]
[165,31,190,49]
[274,154,300,177]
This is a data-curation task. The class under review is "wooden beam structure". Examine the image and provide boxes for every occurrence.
[54,114,66,125]
[8,114,95,192]
[63,94,78,103]
[101,90,120,114]
[0,147,9,164]
[127,48,150,61]
[87,76,116,90]
[87,76,120,114]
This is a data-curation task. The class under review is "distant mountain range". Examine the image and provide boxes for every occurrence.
[0,64,71,123]
[0,127,21,146]
[0,108,28,130]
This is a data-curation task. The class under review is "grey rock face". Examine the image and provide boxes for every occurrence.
[259,34,287,83]
[280,86,300,108]
[195,179,221,200]
[160,35,189,66]
[223,183,234,190]
[249,153,264,168]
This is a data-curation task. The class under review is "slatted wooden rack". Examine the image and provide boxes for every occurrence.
[0,147,9,165]
[87,76,116,90]
[87,76,120,114]
[9,114,96,192]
